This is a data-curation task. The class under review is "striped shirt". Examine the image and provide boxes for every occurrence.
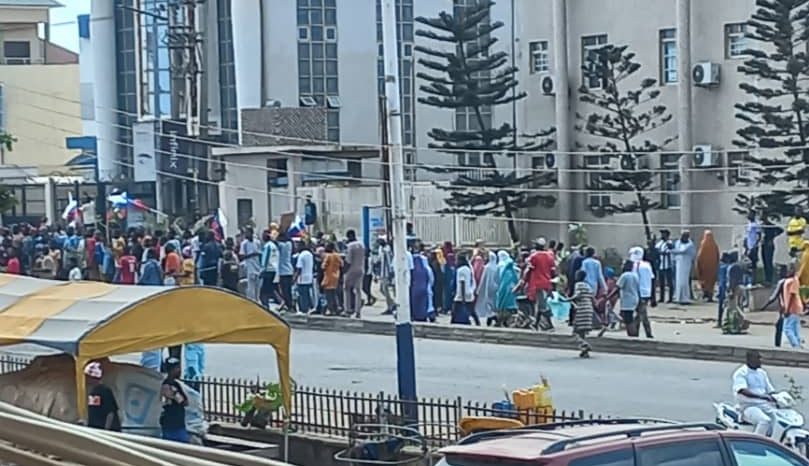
[655,240,673,270]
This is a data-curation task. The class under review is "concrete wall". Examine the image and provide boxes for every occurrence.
[0,64,81,168]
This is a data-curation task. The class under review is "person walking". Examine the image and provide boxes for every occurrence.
[526,238,556,330]
[495,250,518,326]
[276,232,294,311]
[782,266,803,348]
[671,231,696,305]
[84,362,121,432]
[475,251,499,326]
[760,275,788,347]
[342,230,365,317]
[160,358,189,443]
[452,255,475,325]
[629,247,654,338]
[239,228,262,302]
[295,242,315,314]
[321,242,342,315]
[610,260,640,337]
[761,217,784,285]
[744,212,762,282]
[570,270,594,358]
[375,237,396,315]
[259,230,281,307]
[198,231,221,286]
[655,230,674,303]
[409,244,434,322]
[786,206,806,258]
[695,230,720,301]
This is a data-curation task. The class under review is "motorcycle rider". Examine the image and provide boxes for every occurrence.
[732,350,777,436]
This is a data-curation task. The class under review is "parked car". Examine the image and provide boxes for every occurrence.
[436,419,808,466]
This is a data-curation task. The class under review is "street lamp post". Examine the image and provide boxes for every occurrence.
[380,0,417,421]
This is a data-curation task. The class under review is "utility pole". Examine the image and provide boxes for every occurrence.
[381,0,417,421]
[677,0,693,230]
[379,96,393,235]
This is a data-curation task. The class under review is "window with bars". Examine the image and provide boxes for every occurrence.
[298,0,340,142]
[529,40,549,74]
[659,29,677,84]
[725,23,748,59]
[727,150,753,186]
[584,155,612,208]
[376,0,415,147]
[582,34,608,89]
[660,153,681,208]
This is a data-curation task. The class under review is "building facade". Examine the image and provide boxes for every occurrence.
[80,0,777,251]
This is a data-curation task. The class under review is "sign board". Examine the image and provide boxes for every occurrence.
[132,121,157,182]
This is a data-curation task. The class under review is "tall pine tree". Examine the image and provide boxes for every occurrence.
[415,0,555,244]
[576,44,675,242]
[734,0,809,217]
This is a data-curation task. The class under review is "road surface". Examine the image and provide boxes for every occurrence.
[4,330,808,422]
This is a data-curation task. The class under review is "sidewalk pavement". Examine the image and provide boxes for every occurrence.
[283,301,806,368]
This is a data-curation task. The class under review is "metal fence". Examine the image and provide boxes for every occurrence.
[0,354,604,445]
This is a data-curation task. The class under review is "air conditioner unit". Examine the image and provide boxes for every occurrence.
[540,75,556,96]
[544,153,556,169]
[264,99,282,108]
[619,154,636,171]
[693,62,720,87]
[693,145,718,167]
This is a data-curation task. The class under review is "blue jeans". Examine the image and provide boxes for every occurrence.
[784,314,802,348]
[297,284,313,313]
[162,427,190,443]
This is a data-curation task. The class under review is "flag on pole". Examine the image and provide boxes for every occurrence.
[61,192,79,221]
[288,215,306,238]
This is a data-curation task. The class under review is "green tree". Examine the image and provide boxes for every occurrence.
[576,44,675,242]
[733,0,809,217]
[0,132,19,214]
[415,0,555,244]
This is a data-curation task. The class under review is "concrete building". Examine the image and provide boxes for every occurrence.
[0,0,85,224]
[80,1,778,250]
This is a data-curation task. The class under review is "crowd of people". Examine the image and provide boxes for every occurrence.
[3,207,809,361]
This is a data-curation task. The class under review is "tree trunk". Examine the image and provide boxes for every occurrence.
[502,198,520,245]
[636,191,653,244]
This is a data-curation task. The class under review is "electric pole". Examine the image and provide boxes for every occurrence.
[381,0,417,420]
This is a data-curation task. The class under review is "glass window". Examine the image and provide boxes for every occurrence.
[582,34,608,89]
[310,9,323,24]
[311,26,323,41]
[299,59,311,76]
[327,111,339,127]
[326,60,338,75]
[660,153,681,208]
[569,448,634,466]
[326,43,338,58]
[313,78,325,93]
[402,23,414,41]
[298,43,310,58]
[402,5,413,21]
[404,43,413,57]
[660,28,677,84]
[298,27,309,40]
[637,439,723,466]
[237,199,253,227]
[529,40,550,74]
[299,76,311,93]
[3,41,31,61]
[729,439,804,466]
[297,9,308,25]
[327,128,340,142]
[313,59,324,75]
[726,23,749,58]
[584,154,612,208]
[313,44,324,59]
[325,8,337,25]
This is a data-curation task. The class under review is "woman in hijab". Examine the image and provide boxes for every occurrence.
[475,251,499,326]
[410,245,434,322]
[442,241,457,313]
[495,250,518,326]
[452,255,475,325]
[695,230,720,301]
[429,249,445,314]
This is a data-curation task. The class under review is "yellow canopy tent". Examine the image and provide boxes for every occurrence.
[0,274,292,419]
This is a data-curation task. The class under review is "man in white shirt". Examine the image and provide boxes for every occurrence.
[629,247,655,338]
[732,350,777,436]
[294,243,315,314]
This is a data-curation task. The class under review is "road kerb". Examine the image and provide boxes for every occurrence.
[284,315,808,368]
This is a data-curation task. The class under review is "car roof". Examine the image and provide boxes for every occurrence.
[440,421,724,462]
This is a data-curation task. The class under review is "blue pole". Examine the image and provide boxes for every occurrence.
[362,205,371,251]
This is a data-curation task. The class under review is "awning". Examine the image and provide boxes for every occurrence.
[0,274,291,418]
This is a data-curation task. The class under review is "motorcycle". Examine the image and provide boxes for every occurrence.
[714,391,809,456]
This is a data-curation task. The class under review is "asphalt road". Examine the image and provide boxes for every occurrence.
[5,330,809,422]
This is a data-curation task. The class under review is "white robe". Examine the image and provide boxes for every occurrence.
[672,239,696,304]
[474,254,499,320]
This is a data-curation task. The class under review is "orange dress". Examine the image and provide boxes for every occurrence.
[321,252,342,290]
[695,230,720,296]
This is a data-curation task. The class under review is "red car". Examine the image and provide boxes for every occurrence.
[437,419,808,466]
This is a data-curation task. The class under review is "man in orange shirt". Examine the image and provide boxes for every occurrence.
[782,267,804,348]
